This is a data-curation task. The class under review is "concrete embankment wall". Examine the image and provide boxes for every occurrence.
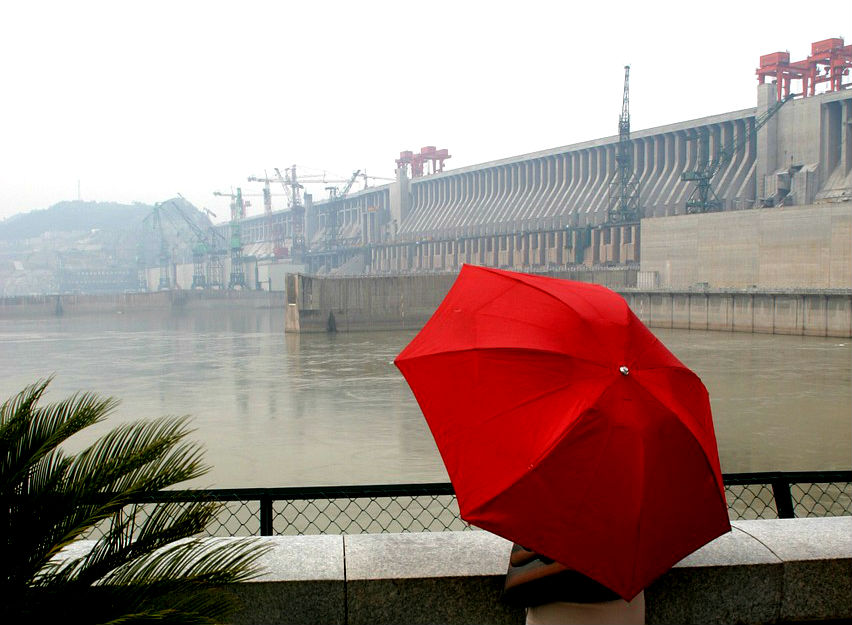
[624,290,852,337]
[0,290,286,318]
[284,267,637,333]
[640,203,852,290]
[284,270,852,337]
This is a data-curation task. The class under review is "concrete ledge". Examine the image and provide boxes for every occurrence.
[54,518,852,623]
[344,532,521,625]
[233,535,344,625]
[231,517,851,624]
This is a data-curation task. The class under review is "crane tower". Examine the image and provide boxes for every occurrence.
[608,65,641,224]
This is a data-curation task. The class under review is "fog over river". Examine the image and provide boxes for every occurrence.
[1,309,849,488]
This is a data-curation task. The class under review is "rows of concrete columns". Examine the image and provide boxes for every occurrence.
[235,91,852,262]
[369,223,640,273]
[398,115,756,242]
[307,188,392,248]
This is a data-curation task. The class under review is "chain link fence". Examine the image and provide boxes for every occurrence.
[90,471,851,538]
[724,472,852,520]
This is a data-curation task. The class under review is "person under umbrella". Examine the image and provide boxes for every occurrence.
[395,265,731,624]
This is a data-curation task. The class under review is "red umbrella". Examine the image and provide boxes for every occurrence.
[395,264,730,600]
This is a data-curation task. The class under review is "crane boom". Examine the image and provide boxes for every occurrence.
[682,92,795,213]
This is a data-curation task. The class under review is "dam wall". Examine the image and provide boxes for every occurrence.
[228,87,852,278]
[640,202,852,289]
[283,270,851,337]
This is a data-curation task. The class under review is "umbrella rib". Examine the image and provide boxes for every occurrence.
[630,376,727,500]
[627,368,723,496]
[476,267,624,337]
[398,345,612,368]
[466,375,606,433]
[628,394,729,589]
[468,377,617,516]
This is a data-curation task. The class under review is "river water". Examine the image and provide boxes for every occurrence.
[0,308,849,488]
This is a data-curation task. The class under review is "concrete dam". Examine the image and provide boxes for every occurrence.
[138,41,852,334]
[231,75,851,282]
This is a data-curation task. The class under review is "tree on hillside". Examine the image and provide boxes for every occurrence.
[0,378,269,624]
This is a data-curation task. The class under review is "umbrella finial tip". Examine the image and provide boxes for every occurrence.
[619,366,629,376]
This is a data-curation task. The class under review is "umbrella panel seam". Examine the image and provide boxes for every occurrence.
[467,381,617,521]
[476,266,627,341]
[397,346,616,373]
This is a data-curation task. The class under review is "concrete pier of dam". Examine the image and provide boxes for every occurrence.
[283,270,852,338]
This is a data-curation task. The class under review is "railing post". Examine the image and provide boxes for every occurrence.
[260,496,273,536]
[771,479,795,519]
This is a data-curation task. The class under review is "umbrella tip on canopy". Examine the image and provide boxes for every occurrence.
[619,366,629,376]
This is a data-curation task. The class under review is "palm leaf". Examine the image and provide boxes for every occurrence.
[2,380,270,624]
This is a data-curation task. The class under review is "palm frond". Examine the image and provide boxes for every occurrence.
[66,415,208,499]
[2,380,271,624]
[102,537,271,587]
[67,500,221,588]
[1,379,118,494]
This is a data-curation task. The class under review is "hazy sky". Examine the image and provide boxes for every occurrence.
[1,1,849,223]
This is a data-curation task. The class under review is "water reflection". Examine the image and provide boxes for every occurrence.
[0,311,848,487]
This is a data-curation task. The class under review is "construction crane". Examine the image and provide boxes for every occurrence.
[246,172,288,259]
[271,166,352,260]
[162,196,228,288]
[608,65,641,224]
[323,170,361,249]
[247,171,330,259]
[213,188,248,288]
[359,171,395,189]
[681,92,795,213]
[142,203,171,290]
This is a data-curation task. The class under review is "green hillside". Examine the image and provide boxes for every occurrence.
[0,201,152,240]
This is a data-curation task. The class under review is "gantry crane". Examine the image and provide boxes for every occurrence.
[143,203,171,290]
[246,165,390,260]
[270,166,353,259]
[608,65,641,224]
[323,170,361,249]
[213,188,248,288]
[246,171,319,259]
[161,196,228,288]
[681,92,795,213]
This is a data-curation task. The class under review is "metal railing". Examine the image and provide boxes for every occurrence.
[106,470,852,538]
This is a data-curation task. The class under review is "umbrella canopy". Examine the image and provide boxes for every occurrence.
[395,264,730,600]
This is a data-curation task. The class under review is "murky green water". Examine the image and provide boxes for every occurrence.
[0,309,848,487]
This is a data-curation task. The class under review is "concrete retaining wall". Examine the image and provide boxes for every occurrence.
[623,290,852,337]
[0,290,286,318]
[285,268,636,333]
[285,271,851,337]
[226,517,851,624]
[640,203,852,290]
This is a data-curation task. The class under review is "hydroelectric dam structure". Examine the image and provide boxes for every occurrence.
[221,39,852,300]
